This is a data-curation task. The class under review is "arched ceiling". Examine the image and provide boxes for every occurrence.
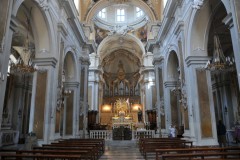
[102,49,140,74]
[98,34,144,64]
[85,0,158,23]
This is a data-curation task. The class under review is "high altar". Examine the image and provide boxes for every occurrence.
[112,98,133,128]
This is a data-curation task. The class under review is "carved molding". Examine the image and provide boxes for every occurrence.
[192,0,204,9]
[34,0,49,11]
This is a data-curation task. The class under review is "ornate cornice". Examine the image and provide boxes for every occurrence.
[33,57,58,68]
[34,0,49,11]
[153,56,164,65]
[192,0,204,9]
[185,56,210,67]
[79,57,91,66]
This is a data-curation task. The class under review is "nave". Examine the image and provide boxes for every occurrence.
[100,140,145,160]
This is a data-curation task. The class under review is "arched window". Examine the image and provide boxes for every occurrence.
[98,8,106,19]
[136,7,143,18]
[74,0,79,12]
[116,8,125,22]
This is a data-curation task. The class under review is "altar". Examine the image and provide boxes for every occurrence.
[111,98,133,128]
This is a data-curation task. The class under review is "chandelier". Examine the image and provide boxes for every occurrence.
[10,10,37,74]
[204,34,235,73]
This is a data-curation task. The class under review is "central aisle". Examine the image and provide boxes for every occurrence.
[99,140,145,160]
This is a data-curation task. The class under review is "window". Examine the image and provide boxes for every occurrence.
[74,0,79,11]
[98,8,106,19]
[163,0,168,8]
[136,7,143,18]
[116,8,125,22]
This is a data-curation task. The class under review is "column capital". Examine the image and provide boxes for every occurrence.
[164,81,178,88]
[153,56,164,65]
[33,57,58,68]
[79,56,91,66]
[192,0,204,10]
[64,81,80,88]
[185,56,210,67]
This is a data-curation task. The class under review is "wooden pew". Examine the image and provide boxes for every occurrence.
[16,149,93,160]
[139,138,188,152]
[33,146,97,160]
[138,138,192,159]
[160,151,240,160]
[155,146,240,160]
[43,143,101,158]
[57,139,105,153]
[51,141,104,154]
[0,153,82,160]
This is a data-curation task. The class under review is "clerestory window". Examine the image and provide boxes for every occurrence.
[116,8,125,22]
[136,7,143,18]
[98,8,106,19]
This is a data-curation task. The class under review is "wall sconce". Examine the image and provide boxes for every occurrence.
[102,104,112,112]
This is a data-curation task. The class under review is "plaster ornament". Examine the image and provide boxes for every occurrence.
[34,0,49,11]
[108,25,134,36]
[192,0,204,9]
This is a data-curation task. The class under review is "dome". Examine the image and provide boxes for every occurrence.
[94,3,148,31]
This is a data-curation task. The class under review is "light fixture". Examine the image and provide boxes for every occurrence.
[204,34,235,73]
[56,70,72,110]
[10,8,37,74]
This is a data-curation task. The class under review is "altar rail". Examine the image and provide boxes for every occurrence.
[133,130,156,139]
[89,130,112,140]
[89,130,156,140]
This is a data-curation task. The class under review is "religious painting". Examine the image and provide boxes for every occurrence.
[137,26,147,42]
[95,27,108,45]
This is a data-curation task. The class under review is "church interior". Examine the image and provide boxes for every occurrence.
[1,0,240,159]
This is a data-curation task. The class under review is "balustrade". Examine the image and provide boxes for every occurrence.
[89,130,156,140]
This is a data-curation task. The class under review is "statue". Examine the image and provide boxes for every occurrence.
[138,108,143,122]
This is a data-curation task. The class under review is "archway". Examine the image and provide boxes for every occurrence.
[166,50,183,135]
[1,0,56,146]
[206,2,238,134]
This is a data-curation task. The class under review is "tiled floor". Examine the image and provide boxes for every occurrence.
[99,140,146,160]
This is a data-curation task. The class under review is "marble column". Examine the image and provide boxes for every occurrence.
[0,7,14,132]
[223,8,240,91]
[153,56,164,135]
[64,82,79,138]
[79,57,90,138]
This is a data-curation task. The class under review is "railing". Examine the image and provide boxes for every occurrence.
[133,130,156,139]
[89,130,112,140]
[89,130,156,140]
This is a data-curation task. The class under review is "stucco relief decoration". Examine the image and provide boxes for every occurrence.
[137,26,147,42]
[192,0,204,9]
[34,0,49,11]
[108,25,134,36]
[95,28,108,45]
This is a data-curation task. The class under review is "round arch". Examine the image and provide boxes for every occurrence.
[97,33,145,63]
[12,0,57,57]
[187,0,229,57]
[85,0,156,23]
[165,48,180,82]
[63,50,78,82]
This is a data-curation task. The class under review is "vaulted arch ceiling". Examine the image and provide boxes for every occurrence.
[98,34,145,64]
[85,0,157,23]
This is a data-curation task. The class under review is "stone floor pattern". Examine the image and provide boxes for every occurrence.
[99,140,147,160]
